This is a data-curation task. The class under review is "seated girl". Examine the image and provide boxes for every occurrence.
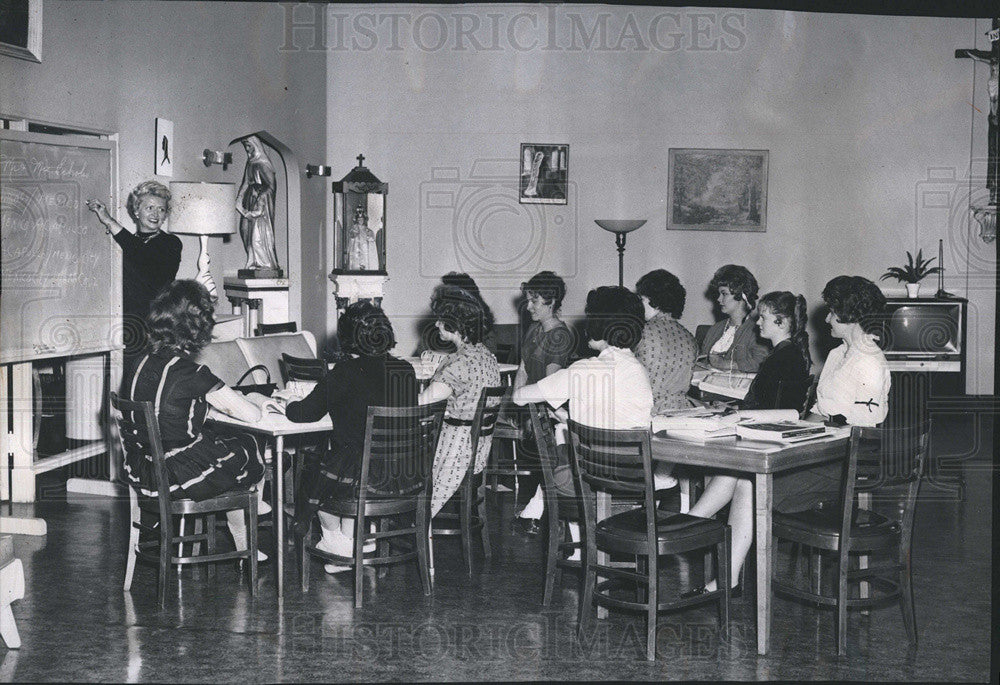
[701,265,770,373]
[772,275,889,513]
[685,290,812,595]
[418,285,501,517]
[511,271,572,536]
[634,269,699,414]
[286,301,418,574]
[512,287,675,555]
[119,280,272,560]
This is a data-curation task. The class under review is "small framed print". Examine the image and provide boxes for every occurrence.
[519,143,568,205]
[0,0,42,62]
[155,117,173,177]
[667,148,768,232]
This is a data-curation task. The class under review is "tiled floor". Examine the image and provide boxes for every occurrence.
[0,414,993,682]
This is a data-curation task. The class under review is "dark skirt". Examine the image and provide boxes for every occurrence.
[772,461,844,514]
[124,427,266,502]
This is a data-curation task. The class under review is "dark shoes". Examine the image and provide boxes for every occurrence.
[510,517,542,537]
[680,582,742,600]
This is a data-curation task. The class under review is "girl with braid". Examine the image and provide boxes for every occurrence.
[683,291,812,598]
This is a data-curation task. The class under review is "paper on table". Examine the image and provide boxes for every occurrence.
[734,409,800,422]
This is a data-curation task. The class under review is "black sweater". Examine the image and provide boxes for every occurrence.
[113,230,182,319]
[285,354,418,482]
[741,339,810,412]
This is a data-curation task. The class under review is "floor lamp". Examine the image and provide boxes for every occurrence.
[169,182,238,301]
[595,219,646,287]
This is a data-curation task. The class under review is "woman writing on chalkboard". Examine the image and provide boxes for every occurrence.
[87,181,182,355]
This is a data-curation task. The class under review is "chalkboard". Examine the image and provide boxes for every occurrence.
[1,131,120,364]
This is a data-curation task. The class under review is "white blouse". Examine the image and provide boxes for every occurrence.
[812,338,891,427]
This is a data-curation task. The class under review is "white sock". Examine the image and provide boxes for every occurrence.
[566,522,581,561]
[256,484,271,516]
[518,486,545,519]
[226,510,268,561]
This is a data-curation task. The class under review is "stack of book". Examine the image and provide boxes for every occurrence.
[652,410,742,441]
[735,420,827,444]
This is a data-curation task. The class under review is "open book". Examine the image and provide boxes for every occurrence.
[694,371,755,400]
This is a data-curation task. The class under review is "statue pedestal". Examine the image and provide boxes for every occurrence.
[223,277,290,337]
[329,272,388,315]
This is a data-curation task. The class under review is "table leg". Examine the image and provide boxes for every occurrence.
[596,491,609,620]
[754,474,773,656]
[275,435,284,598]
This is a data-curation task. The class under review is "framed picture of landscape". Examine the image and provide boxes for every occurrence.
[667,148,767,232]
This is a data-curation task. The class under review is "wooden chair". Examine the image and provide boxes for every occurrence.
[296,401,446,607]
[279,352,326,386]
[431,386,505,575]
[772,422,928,654]
[0,535,24,649]
[568,420,730,661]
[527,403,583,606]
[254,321,297,336]
[484,395,531,495]
[112,393,260,608]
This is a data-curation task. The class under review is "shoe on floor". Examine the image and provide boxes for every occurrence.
[510,517,542,537]
[315,532,375,556]
[324,563,351,574]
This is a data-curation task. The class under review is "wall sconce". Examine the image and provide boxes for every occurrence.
[169,182,238,300]
[202,149,232,170]
[971,205,997,243]
[306,164,333,178]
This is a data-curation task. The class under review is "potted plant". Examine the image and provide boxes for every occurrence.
[880,249,942,298]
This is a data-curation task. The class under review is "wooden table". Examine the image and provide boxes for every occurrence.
[650,428,850,655]
[210,412,332,599]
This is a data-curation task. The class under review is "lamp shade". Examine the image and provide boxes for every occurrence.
[168,182,238,235]
[594,219,646,234]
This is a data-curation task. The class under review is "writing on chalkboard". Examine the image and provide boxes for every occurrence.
[1,131,121,364]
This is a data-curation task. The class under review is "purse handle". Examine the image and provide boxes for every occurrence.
[235,364,271,387]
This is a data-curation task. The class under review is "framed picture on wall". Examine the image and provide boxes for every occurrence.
[0,0,42,63]
[519,143,568,205]
[667,148,768,232]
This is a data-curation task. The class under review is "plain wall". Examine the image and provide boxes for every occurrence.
[3,3,994,393]
[324,5,995,393]
[0,0,328,342]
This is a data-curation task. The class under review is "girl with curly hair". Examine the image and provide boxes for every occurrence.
[87,181,182,355]
[118,280,272,560]
[701,264,770,372]
[635,269,699,413]
[419,285,501,517]
[511,270,573,535]
[286,301,418,573]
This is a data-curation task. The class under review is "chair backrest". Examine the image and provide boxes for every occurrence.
[494,343,515,365]
[567,419,658,542]
[527,402,563,496]
[801,374,818,419]
[467,386,507,476]
[254,321,297,336]
[840,422,929,544]
[280,353,326,384]
[110,392,173,523]
[695,324,712,350]
[566,420,655,501]
[359,401,447,501]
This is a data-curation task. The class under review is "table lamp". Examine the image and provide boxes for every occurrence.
[169,182,238,300]
[595,219,646,287]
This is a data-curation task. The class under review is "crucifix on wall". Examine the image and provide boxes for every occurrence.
[956,18,999,243]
